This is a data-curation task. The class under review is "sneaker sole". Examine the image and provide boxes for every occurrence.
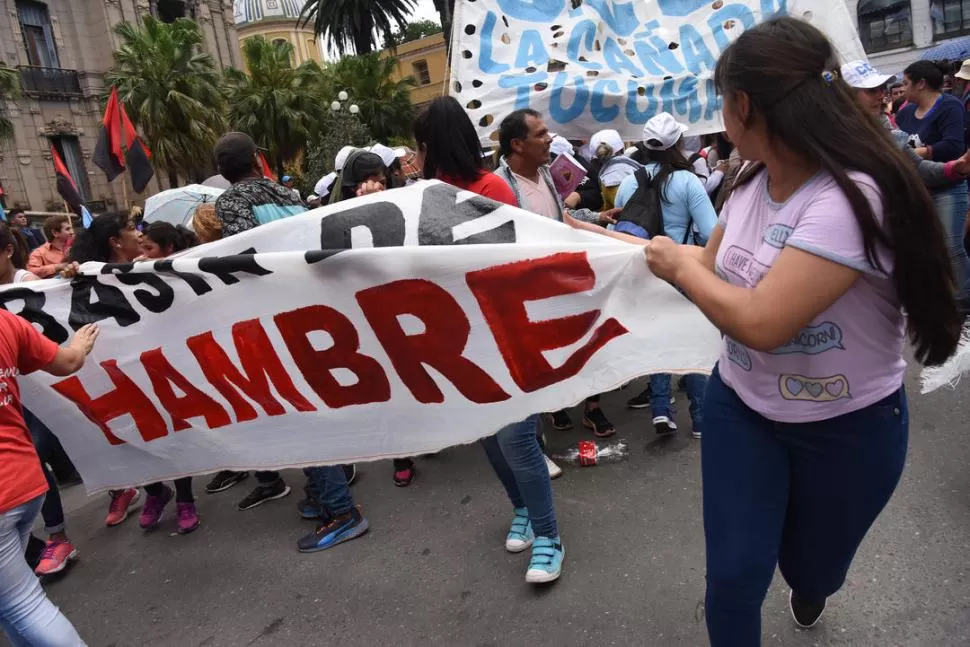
[177,520,201,535]
[297,518,370,553]
[526,546,565,584]
[582,418,616,438]
[789,590,825,629]
[35,548,79,576]
[205,473,249,494]
[627,402,650,409]
[238,485,292,511]
[505,538,534,553]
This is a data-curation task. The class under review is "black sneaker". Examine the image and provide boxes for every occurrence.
[653,415,678,435]
[548,410,573,430]
[237,479,291,511]
[342,464,358,486]
[582,407,615,438]
[627,387,652,409]
[205,470,249,494]
[789,590,826,629]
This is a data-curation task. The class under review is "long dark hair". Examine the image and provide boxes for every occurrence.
[715,17,960,365]
[904,60,948,92]
[143,221,199,255]
[69,212,129,264]
[413,96,485,182]
[631,144,695,202]
[0,222,29,269]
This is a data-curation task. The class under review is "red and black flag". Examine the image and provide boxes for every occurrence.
[51,145,84,216]
[92,87,125,182]
[119,102,154,193]
[258,151,277,182]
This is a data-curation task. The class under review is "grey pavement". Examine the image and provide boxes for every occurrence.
[13,366,970,647]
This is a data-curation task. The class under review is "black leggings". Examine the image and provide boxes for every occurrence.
[144,478,194,503]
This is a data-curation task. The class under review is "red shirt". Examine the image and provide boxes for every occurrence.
[442,171,517,207]
[0,309,58,513]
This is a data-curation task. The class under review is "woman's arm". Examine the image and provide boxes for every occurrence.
[45,324,99,376]
[563,212,647,246]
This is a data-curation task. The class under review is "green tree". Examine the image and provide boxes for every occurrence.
[0,63,21,143]
[432,0,455,46]
[105,17,227,188]
[328,53,416,142]
[301,110,371,197]
[384,19,443,48]
[299,0,415,56]
[225,37,324,180]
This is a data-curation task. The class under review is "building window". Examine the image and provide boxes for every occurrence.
[16,0,60,68]
[857,0,913,53]
[155,0,190,23]
[412,60,432,86]
[932,0,970,39]
[50,136,89,202]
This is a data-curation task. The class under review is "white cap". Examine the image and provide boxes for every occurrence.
[369,143,397,167]
[642,112,688,151]
[589,129,624,155]
[314,172,337,198]
[623,146,638,157]
[840,60,895,89]
[334,146,355,171]
[550,136,573,157]
[956,59,970,81]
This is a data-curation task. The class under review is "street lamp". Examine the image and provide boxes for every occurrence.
[338,90,349,101]
[330,91,358,115]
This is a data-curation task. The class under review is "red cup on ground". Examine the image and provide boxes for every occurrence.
[578,440,598,466]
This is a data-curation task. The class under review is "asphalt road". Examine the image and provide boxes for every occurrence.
[11,366,970,647]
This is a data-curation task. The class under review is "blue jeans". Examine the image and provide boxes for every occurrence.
[24,409,65,535]
[481,415,558,538]
[305,466,354,517]
[933,182,970,301]
[0,496,85,646]
[702,366,907,646]
[650,373,707,427]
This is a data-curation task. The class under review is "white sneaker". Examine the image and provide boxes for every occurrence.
[653,416,678,435]
[544,454,563,480]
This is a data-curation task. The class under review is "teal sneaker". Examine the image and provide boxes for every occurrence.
[504,507,534,553]
[526,536,564,584]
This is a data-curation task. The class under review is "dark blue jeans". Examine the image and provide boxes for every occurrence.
[305,466,354,517]
[702,366,908,646]
[481,414,558,538]
[23,409,65,535]
[650,373,707,426]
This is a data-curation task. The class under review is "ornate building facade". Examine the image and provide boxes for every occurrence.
[0,0,241,214]
[233,0,323,68]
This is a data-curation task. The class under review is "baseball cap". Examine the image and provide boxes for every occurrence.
[214,132,257,172]
[550,136,573,157]
[956,59,970,81]
[641,113,688,151]
[840,60,895,89]
[589,129,624,155]
[334,145,355,171]
[369,143,397,167]
[281,175,292,183]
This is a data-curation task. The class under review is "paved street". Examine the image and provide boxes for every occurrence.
[17,366,970,647]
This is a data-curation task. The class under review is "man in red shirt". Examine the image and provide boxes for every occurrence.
[27,215,73,278]
[0,310,97,645]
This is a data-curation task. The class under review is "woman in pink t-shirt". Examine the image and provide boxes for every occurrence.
[645,18,960,645]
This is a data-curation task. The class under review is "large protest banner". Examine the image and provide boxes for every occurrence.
[449,0,867,143]
[6,182,721,492]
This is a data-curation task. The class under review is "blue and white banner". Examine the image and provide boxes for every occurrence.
[449,0,866,142]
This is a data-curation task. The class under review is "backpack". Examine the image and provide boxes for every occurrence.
[617,167,694,243]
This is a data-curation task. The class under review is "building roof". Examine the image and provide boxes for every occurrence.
[232,0,304,26]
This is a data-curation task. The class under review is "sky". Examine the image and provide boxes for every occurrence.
[410,0,443,23]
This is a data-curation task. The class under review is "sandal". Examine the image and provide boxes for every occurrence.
[583,407,616,438]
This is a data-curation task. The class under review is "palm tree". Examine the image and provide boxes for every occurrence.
[328,53,416,143]
[0,63,21,143]
[105,16,227,188]
[299,0,415,56]
[225,37,325,180]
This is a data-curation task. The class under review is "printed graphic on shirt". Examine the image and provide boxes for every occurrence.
[721,245,769,285]
[762,223,793,249]
[725,337,752,371]
[768,322,845,355]
[778,373,852,402]
[0,367,14,408]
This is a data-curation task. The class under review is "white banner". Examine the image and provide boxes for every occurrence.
[9,182,721,492]
[449,0,866,142]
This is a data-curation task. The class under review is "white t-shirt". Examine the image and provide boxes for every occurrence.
[512,172,560,221]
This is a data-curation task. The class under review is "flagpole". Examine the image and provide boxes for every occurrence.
[121,170,131,211]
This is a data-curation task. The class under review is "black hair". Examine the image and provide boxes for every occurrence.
[714,133,733,163]
[635,144,695,202]
[413,96,485,182]
[0,222,29,270]
[891,95,906,114]
[143,221,199,255]
[716,17,960,365]
[904,60,949,92]
[219,150,258,184]
[888,82,902,91]
[7,208,24,220]
[68,212,129,264]
[498,109,541,158]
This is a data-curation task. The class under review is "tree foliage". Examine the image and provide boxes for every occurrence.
[0,63,20,143]
[384,19,443,48]
[105,17,227,186]
[327,53,416,143]
[299,0,415,56]
[225,37,324,179]
[301,110,371,197]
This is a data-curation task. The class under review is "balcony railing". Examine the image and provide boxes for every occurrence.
[18,66,82,98]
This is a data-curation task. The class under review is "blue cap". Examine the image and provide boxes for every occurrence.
[282,175,292,183]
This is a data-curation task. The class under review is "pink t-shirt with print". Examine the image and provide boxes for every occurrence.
[715,169,906,423]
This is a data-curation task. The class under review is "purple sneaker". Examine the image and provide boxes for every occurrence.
[176,502,200,534]
[139,486,173,530]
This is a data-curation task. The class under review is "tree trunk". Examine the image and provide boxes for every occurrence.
[167,169,179,189]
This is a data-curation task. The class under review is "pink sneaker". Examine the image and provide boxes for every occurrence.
[139,486,173,530]
[34,540,78,576]
[105,488,141,527]
[176,502,200,534]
